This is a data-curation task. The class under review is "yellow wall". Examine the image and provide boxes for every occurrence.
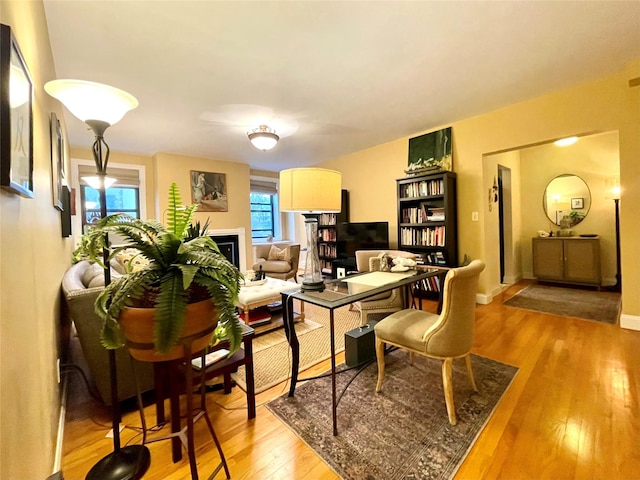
[0,2,73,478]
[319,61,640,324]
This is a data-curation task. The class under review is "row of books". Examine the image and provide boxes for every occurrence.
[319,243,337,258]
[318,213,337,226]
[400,226,446,247]
[319,229,337,241]
[418,275,441,292]
[415,251,447,265]
[399,179,445,198]
[400,205,445,224]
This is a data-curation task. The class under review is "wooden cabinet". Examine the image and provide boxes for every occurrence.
[396,171,457,267]
[532,237,601,286]
[318,189,349,274]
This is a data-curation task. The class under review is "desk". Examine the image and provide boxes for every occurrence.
[153,324,255,462]
[281,269,438,435]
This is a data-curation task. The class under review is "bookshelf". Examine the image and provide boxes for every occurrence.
[318,189,349,274]
[397,171,457,294]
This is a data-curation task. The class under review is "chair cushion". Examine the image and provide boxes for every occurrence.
[374,309,438,352]
[268,245,289,261]
[253,260,291,273]
[81,262,122,288]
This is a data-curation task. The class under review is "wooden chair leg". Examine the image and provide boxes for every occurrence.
[408,351,414,365]
[441,358,457,425]
[375,337,385,392]
[465,354,478,392]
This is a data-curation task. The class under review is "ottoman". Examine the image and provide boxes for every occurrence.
[237,277,303,327]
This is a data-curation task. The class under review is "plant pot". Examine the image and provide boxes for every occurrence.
[119,299,218,362]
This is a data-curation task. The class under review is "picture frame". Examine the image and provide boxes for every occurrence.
[190,171,228,212]
[50,112,64,210]
[406,127,452,176]
[571,197,584,209]
[0,24,34,198]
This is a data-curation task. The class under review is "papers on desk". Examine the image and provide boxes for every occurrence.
[191,349,229,370]
[343,271,415,287]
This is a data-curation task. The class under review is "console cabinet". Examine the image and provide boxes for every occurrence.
[532,237,601,286]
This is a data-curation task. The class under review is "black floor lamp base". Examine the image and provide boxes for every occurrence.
[85,445,150,480]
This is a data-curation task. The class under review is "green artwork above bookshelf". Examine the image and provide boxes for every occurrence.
[406,127,452,175]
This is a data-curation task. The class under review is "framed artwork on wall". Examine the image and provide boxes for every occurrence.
[0,23,34,198]
[406,127,452,176]
[190,170,228,212]
[571,197,584,209]
[50,112,64,210]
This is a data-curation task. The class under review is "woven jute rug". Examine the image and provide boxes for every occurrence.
[503,283,620,324]
[267,349,518,480]
[232,302,362,393]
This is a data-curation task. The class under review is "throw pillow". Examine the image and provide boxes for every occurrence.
[268,245,289,261]
[81,262,122,288]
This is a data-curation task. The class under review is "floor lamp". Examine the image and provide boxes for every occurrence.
[606,177,621,292]
[279,168,342,292]
[45,80,150,480]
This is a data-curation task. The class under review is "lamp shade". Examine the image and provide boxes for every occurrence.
[44,79,138,126]
[248,125,279,151]
[605,176,621,200]
[279,168,342,213]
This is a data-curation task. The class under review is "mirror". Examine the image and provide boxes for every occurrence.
[543,174,591,227]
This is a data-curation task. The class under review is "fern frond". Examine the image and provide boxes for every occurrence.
[154,273,188,353]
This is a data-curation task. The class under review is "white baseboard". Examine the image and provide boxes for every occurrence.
[620,314,640,331]
[502,273,522,284]
[476,293,493,305]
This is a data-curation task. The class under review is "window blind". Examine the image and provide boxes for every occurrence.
[78,165,140,187]
[250,178,278,195]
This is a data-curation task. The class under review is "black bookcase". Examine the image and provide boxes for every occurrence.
[318,189,349,274]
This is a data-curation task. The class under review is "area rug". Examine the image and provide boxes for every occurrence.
[267,349,518,480]
[232,303,362,393]
[503,283,620,324]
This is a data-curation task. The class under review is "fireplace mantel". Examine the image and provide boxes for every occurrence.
[206,228,247,273]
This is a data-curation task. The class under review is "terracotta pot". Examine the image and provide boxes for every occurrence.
[119,299,217,362]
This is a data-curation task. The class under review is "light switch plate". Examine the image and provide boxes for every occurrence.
[472,211,479,221]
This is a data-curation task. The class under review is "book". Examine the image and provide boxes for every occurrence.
[191,349,230,370]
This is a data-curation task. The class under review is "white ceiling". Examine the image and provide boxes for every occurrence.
[43,1,640,172]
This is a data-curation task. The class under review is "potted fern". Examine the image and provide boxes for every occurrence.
[83,183,243,361]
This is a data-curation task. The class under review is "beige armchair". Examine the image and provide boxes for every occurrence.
[252,242,301,282]
[374,260,485,425]
[354,249,417,325]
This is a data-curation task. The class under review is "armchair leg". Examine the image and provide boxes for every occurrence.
[408,351,414,365]
[375,337,386,392]
[441,358,457,425]
[465,355,478,392]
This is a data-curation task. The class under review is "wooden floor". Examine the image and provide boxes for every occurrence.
[61,281,640,479]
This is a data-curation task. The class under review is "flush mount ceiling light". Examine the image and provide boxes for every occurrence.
[554,136,578,147]
[248,125,279,151]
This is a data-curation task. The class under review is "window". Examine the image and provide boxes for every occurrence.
[80,185,140,230]
[250,177,279,241]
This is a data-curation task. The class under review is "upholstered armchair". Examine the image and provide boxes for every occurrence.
[252,242,301,282]
[354,249,417,325]
[374,260,485,425]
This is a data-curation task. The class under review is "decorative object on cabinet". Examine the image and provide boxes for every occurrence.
[0,24,34,198]
[406,127,452,175]
[190,170,228,212]
[543,174,591,227]
[318,189,349,275]
[605,176,621,292]
[532,237,601,287]
[397,171,457,296]
[280,168,342,292]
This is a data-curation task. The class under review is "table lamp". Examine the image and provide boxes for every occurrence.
[279,168,342,292]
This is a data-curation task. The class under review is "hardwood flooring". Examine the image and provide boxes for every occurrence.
[61,281,640,479]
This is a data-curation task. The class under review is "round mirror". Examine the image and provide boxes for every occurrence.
[543,174,591,227]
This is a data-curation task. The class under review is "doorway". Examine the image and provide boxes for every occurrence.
[498,165,513,284]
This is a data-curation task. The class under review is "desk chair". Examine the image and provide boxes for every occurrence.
[374,260,485,425]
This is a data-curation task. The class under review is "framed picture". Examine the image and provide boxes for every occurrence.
[50,112,64,210]
[571,197,584,209]
[190,171,228,212]
[0,24,34,198]
[406,127,452,175]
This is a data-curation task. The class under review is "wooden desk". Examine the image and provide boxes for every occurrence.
[153,324,255,462]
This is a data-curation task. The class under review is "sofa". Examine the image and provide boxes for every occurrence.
[61,260,155,405]
[252,242,301,282]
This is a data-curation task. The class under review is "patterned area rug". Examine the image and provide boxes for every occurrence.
[232,302,362,393]
[503,283,620,324]
[267,350,517,480]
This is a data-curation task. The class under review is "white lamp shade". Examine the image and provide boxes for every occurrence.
[279,168,342,213]
[44,79,138,126]
[605,176,621,200]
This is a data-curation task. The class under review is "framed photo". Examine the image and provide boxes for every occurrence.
[190,171,228,212]
[50,112,64,210]
[406,127,452,175]
[0,24,34,198]
[571,197,584,209]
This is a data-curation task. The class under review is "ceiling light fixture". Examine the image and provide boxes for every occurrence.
[248,125,279,151]
[554,136,578,147]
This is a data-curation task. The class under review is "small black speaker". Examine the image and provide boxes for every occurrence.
[345,321,377,367]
